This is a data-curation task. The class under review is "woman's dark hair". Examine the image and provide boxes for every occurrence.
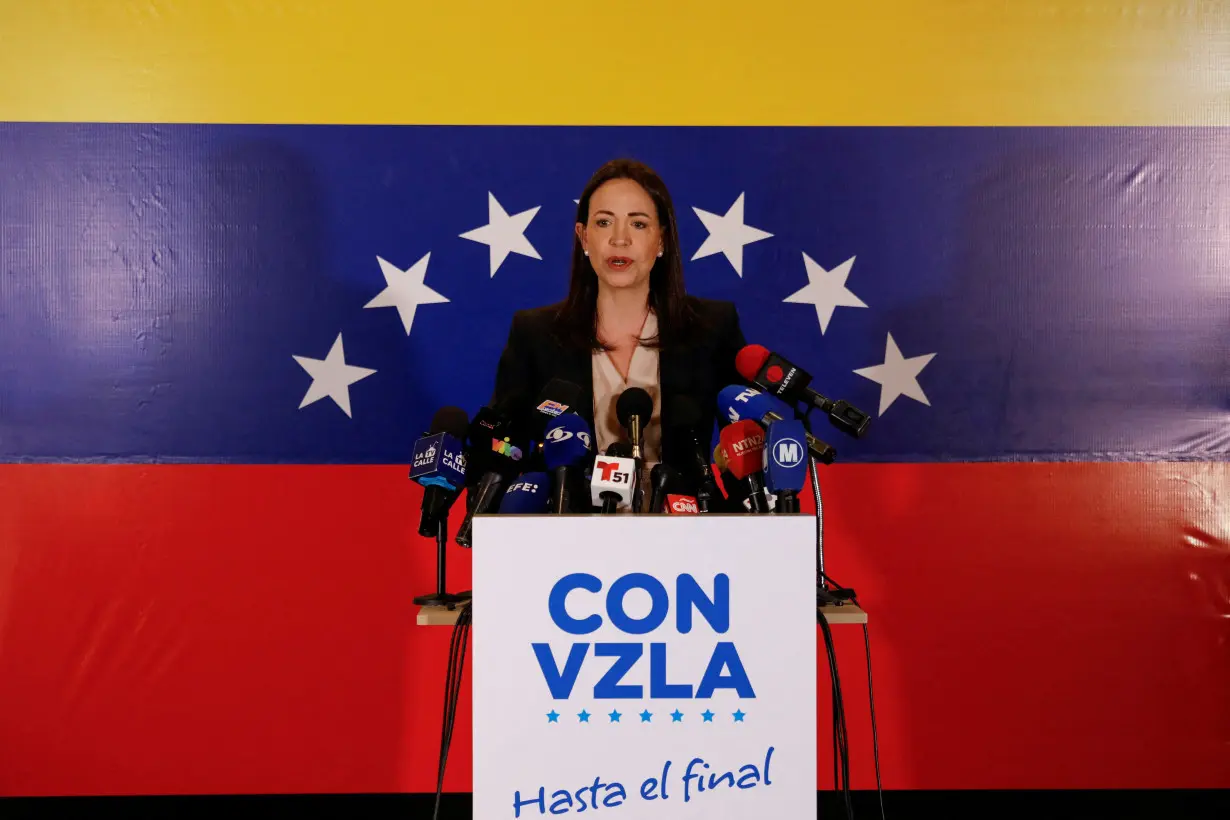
[554,158,696,352]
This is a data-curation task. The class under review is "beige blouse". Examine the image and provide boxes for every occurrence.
[591,311,661,512]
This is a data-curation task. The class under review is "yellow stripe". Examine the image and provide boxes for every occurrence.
[0,0,1225,125]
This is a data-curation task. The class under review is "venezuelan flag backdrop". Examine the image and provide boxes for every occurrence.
[1,0,1228,811]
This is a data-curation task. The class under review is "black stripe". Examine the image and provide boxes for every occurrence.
[2,790,1227,819]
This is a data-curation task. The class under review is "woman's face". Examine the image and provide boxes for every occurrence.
[576,178,664,294]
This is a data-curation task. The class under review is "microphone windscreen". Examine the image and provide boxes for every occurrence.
[429,406,470,439]
[499,471,550,514]
[535,378,585,418]
[734,344,771,382]
[719,420,766,481]
[543,414,593,469]
[606,441,633,458]
[718,384,789,426]
[615,387,653,428]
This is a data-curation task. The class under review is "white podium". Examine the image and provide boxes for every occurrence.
[466,514,820,819]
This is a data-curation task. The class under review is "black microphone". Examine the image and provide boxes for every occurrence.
[647,463,679,514]
[667,395,720,513]
[735,343,871,439]
[455,402,529,548]
[615,387,653,462]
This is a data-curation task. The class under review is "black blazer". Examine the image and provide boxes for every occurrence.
[489,296,748,480]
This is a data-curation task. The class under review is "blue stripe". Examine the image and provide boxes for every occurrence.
[1,124,1226,463]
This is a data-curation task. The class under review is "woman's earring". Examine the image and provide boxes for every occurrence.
[657,251,663,257]
[584,250,590,256]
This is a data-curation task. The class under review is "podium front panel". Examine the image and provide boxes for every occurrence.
[471,514,817,819]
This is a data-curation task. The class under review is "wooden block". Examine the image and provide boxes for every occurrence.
[415,603,867,626]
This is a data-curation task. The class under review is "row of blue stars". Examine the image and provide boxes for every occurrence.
[546,709,746,724]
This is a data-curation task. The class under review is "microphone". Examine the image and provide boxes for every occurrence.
[542,413,594,514]
[735,344,871,439]
[665,395,720,513]
[663,494,699,514]
[717,384,837,464]
[764,418,808,513]
[590,442,636,514]
[719,419,771,513]
[616,387,654,513]
[647,462,679,514]
[499,471,550,514]
[455,403,528,548]
[409,406,470,537]
[711,441,749,512]
[528,378,586,442]
[615,387,654,462]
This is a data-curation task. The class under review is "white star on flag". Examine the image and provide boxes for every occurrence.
[363,253,449,335]
[459,192,542,276]
[853,333,937,416]
[784,254,868,334]
[690,193,773,276]
[292,333,376,418]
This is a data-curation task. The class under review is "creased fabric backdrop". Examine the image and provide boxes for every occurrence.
[0,0,1227,798]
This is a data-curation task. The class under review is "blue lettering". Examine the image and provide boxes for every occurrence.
[676,573,729,634]
[593,643,642,698]
[606,573,668,634]
[548,573,602,635]
[514,787,545,817]
[601,782,627,807]
[549,789,572,814]
[695,641,756,698]
[649,642,693,698]
[532,643,588,699]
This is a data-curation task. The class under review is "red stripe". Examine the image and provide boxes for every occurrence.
[0,462,1225,795]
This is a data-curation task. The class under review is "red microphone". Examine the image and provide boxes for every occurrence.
[735,343,871,439]
[718,419,771,513]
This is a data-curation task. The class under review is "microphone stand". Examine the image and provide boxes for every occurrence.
[796,407,831,597]
[414,510,468,608]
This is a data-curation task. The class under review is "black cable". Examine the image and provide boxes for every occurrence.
[800,402,885,819]
[819,610,853,819]
[863,622,886,820]
[433,600,471,820]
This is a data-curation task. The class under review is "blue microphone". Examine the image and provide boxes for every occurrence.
[718,384,792,427]
[765,418,808,513]
[499,471,550,514]
[542,414,593,514]
[717,384,836,465]
[410,406,469,537]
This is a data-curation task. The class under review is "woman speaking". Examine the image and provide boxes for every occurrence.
[490,158,748,509]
